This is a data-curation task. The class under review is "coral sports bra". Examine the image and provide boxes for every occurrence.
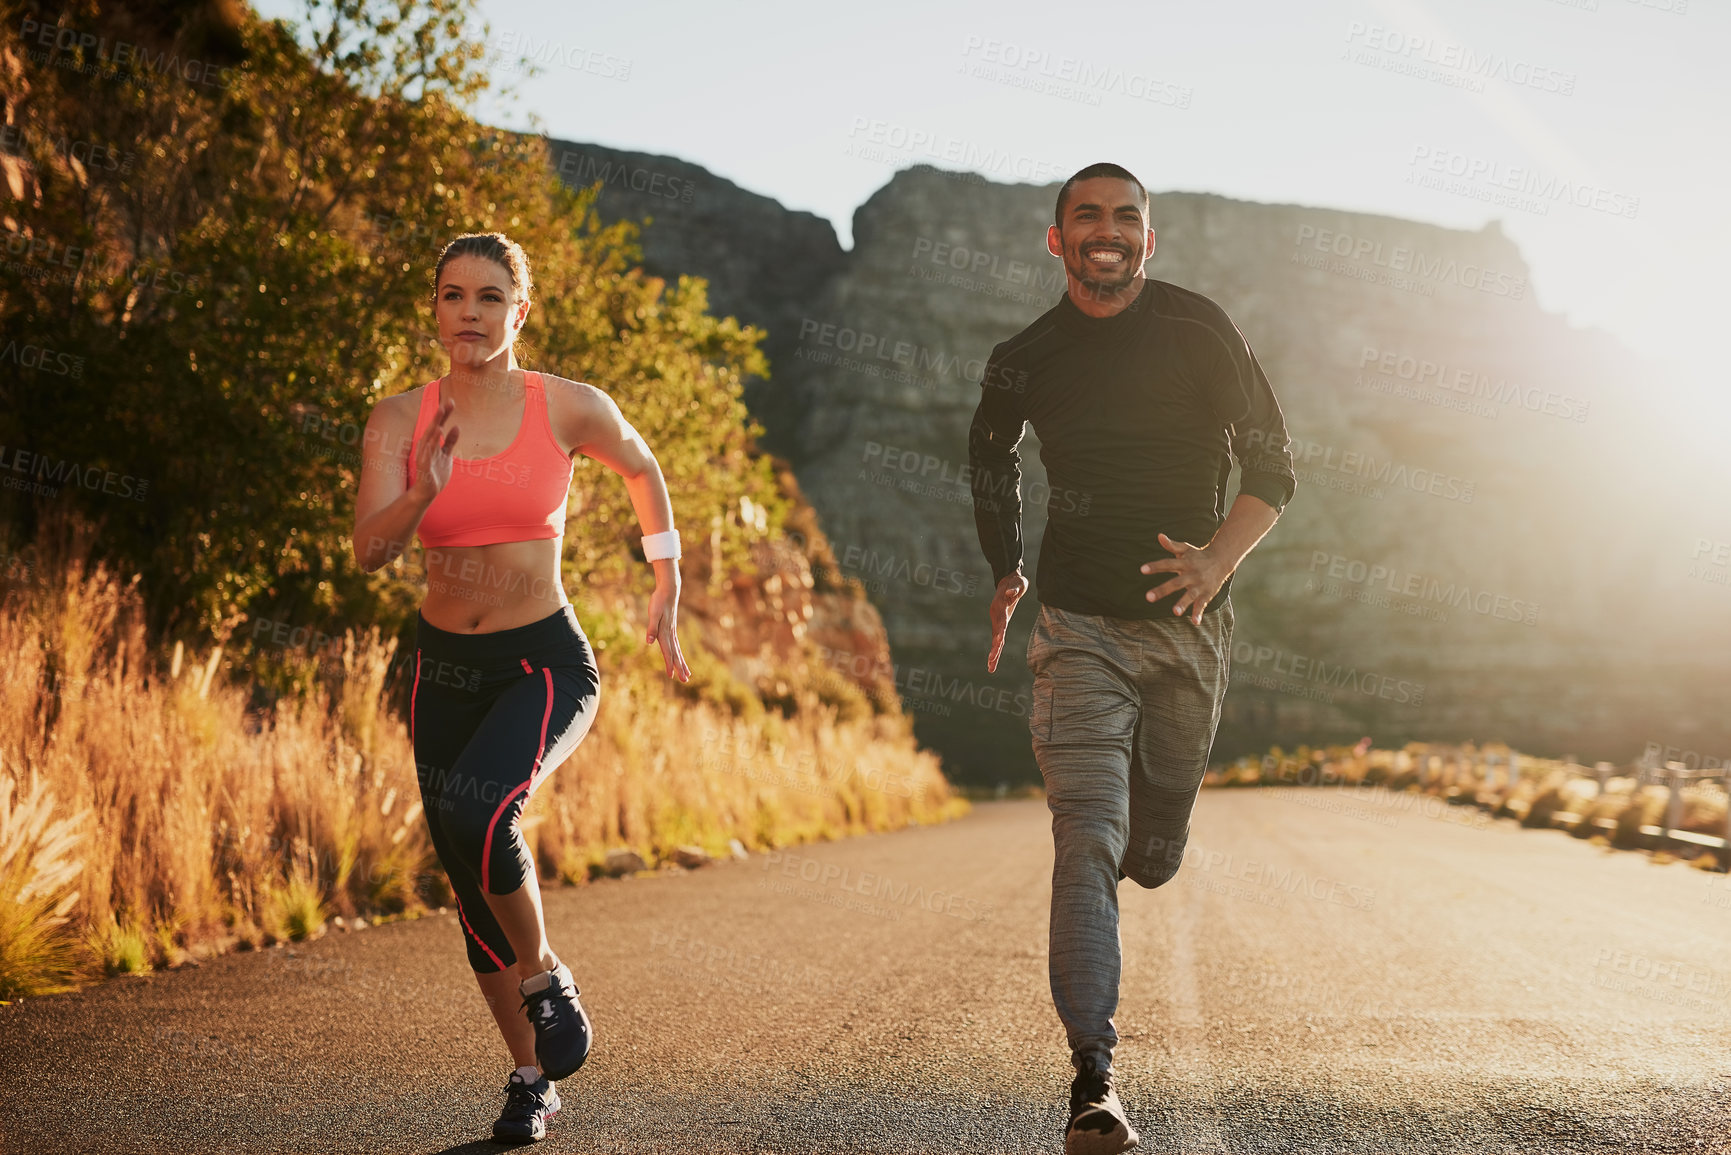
[408,370,575,548]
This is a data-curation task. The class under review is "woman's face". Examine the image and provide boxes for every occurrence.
[435,254,529,370]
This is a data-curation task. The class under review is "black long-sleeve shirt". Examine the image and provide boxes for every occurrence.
[969,277,1296,620]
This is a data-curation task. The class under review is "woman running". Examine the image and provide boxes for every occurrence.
[351,231,691,1144]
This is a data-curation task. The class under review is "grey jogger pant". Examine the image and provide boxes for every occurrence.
[1026,599,1234,1074]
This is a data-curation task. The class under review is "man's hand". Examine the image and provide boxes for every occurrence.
[1141,532,1232,625]
[985,571,1029,673]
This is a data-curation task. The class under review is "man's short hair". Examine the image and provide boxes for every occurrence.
[1054,163,1149,229]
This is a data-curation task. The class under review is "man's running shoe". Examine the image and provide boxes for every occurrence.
[492,1069,561,1144]
[519,963,593,1080]
[1066,1054,1139,1155]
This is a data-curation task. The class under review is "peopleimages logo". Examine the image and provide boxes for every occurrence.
[414,657,482,693]
[1357,345,1588,422]
[759,849,997,923]
[857,440,1093,517]
[1293,225,1528,300]
[815,643,1031,721]
[957,36,1193,109]
[1231,640,1426,706]
[17,15,241,88]
[796,317,1025,390]
[1308,551,1541,626]
[1640,738,1731,772]
[844,117,1067,184]
[1253,429,1476,503]
[2,226,203,294]
[0,122,136,176]
[1342,22,1577,95]
[699,727,921,800]
[0,338,84,378]
[1689,538,1730,590]
[834,542,981,598]
[1143,836,1378,911]
[1407,146,1640,221]
[0,444,147,500]
[1591,948,1729,1007]
[910,237,1066,296]
[489,30,631,81]
[554,150,694,203]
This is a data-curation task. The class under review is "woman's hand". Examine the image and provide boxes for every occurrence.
[646,566,691,682]
[411,397,459,501]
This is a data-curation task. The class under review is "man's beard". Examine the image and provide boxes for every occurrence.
[1066,243,1139,294]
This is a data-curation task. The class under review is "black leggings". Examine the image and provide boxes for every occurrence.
[411,604,601,973]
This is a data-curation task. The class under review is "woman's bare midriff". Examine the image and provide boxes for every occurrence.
[418,536,572,633]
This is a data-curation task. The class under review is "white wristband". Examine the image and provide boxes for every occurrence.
[641,529,681,562]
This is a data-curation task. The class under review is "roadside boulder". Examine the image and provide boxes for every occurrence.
[603,848,648,876]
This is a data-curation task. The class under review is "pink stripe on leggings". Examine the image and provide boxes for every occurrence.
[452,892,507,971]
[480,664,556,894]
[411,650,421,742]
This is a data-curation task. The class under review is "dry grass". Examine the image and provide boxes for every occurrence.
[0,764,90,997]
[0,521,963,997]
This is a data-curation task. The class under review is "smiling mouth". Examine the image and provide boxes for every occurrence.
[1083,246,1129,265]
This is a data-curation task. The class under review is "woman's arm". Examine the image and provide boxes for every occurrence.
[554,378,691,682]
[350,391,457,572]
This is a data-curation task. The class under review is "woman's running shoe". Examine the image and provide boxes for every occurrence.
[492,1069,561,1143]
[519,963,593,1080]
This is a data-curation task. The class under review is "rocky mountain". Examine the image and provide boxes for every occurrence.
[550,138,1731,785]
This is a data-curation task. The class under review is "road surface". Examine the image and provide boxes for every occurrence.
[4,789,1729,1153]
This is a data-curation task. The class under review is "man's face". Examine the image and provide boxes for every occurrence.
[435,254,529,368]
[1046,177,1152,294]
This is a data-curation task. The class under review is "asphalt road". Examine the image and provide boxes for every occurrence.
[4,789,1729,1154]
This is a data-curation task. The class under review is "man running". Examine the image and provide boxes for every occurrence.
[969,162,1296,1155]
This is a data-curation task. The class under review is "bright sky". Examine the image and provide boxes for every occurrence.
[260,0,1726,416]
